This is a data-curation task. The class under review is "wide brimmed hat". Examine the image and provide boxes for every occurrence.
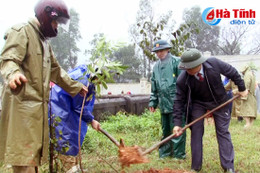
[178,48,207,70]
[152,40,172,52]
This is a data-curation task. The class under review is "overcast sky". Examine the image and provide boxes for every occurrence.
[0,0,259,64]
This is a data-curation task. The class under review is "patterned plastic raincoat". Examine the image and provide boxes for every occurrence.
[49,65,95,156]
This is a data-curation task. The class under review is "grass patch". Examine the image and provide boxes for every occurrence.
[1,110,259,172]
[82,111,260,173]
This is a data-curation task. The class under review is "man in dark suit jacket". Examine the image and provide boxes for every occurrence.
[172,48,248,173]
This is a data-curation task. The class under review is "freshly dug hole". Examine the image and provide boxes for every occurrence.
[133,168,194,173]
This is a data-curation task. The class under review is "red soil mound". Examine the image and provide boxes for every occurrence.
[133,168,193,173]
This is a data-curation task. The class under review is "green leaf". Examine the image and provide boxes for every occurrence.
[96,85,101,96]
[88,65,95,73]
[55,116,62,123]
[101,81,108,89]
[102,69,110,78]
[172,32,177,39]
[177,30,181,36]
[87,94,93,101]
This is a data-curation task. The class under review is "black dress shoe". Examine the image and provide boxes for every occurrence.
[224,168,235,173]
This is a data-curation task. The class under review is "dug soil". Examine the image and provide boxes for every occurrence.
[119,145,149,167]
[132,168,193,173]
[118,141,193,173]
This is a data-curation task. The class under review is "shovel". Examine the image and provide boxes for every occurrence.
[99,128,120,147]
[141,95,240,156]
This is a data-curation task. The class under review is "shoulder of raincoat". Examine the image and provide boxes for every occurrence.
[149,53,181,114]
[0,18,84,166]
[49,64,95,156]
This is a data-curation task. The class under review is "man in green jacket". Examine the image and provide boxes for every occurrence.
[0,0,100,172]
[149,40,186,159]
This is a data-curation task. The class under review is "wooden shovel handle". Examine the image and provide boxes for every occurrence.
[99,128,120,147]
[142,95,240,155]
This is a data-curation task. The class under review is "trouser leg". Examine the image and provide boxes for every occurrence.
[159,113,173,158]
[12,166,37,173]
[190,104,206,170]
[173,114,186,159]
[159,113,186,159]
[58,154,78,172]
[213,105,234,170]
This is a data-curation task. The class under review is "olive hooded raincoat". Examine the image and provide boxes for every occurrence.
[0,18,84,166]
[225,66,257,118]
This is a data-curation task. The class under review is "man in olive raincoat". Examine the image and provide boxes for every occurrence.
[148,40,186,159]
[0,0,88,172]
[225,65,257,128]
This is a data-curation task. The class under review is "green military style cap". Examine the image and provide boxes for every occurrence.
[178,48,207,70]
[152,40,172,52]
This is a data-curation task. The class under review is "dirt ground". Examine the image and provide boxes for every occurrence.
[118,144,194,173]
[132,168,193,173]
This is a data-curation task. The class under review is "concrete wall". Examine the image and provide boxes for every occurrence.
[100,78,151,95]
[0,54,259,96]
[214,54,260,80]
[100,54,260,95]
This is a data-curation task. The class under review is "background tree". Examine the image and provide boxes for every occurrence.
[112,44,142,83]
[51,8,81,71]
[129,0,175,79]
[85,33,104,61]
[85,34,121,63]
[218,25,250,55]
[130,0,198,80]
[182,6,220,55]
[170,23,199,57]
[247,32,260,54]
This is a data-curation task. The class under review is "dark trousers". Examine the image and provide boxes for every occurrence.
[190,101,234,170]
[159,113,186,159]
